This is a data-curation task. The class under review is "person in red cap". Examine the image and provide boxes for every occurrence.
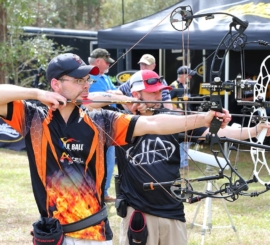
[118,54,173,109]
[0,54,233,245]
[130,70,171,91]
[96,69,270,245]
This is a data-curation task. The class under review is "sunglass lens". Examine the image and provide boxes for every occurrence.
[147,78,159,85]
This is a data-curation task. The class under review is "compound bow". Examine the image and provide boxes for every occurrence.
[143,5,270,203]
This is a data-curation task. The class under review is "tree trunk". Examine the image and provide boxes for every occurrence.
[0,2,7,84]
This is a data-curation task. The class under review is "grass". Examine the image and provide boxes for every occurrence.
[0,147,270,245]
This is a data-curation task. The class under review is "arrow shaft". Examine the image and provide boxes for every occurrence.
[67,99,206,104]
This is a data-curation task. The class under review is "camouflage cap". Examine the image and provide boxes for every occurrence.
[89,48,115,63]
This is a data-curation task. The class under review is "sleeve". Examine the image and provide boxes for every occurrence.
[100,109,139,146]
[161,79,171,101]
[162,89,171,101]
[118,80,132,97]
[192,127,207,138]
[1,101,28,136]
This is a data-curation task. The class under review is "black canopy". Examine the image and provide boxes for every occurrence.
[98,0,270,50]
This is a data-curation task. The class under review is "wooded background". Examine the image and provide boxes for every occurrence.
[0,0,180,85]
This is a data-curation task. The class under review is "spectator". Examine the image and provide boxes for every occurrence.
[88,48,117,202]
[170,65,196,109]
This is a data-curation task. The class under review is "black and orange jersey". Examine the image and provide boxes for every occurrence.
[2,100,138,241]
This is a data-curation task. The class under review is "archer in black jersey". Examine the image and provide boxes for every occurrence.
[107,70,270,245]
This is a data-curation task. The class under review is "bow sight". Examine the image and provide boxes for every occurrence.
[197,75,257,111]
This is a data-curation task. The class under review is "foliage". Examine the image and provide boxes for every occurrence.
[7,0,181,30]
[100,0,181,28]
[0,33,73,86]
[109,75,117,84]
[37,0,102,30]
[0,0,182,86]
[0,0,73,86]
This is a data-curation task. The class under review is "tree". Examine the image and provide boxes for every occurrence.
[100,0,181,27]
[31,0,102,30]
[2,34,72,86]
[0,0,182,86]
[0,0,7,84]
[0,0,72,87]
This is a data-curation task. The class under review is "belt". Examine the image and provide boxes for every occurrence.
[62,205,108,233]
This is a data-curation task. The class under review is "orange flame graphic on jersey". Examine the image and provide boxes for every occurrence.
[47,172,104,240]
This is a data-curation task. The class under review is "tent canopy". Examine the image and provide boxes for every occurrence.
[98,0,270,50]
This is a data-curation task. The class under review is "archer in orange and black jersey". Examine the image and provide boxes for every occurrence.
[1,100,139,241]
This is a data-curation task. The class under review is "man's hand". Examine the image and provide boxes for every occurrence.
[255,122,270,137]
[36,90,67,110]
[205,109,231,129]
[124,101,148,115]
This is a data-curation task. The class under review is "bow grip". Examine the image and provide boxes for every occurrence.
[209,91,223,134]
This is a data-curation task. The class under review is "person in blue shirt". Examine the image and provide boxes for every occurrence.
[88,48,117,202]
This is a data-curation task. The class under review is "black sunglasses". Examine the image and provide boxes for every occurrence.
[145,77,164,85]
[131,77,164,88]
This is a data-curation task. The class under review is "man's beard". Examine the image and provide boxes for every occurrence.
[138,93,162,109]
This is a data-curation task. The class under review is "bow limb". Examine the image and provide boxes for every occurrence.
[248,55,270,186]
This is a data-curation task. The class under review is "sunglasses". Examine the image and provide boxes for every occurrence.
[145,77,164,85]
[131,77,164,88]
[132,77,164,87]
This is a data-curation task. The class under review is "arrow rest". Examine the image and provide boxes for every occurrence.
[170,178,193,201]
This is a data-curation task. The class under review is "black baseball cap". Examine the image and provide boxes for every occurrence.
[46,53,99,82]
[177,66,196,76]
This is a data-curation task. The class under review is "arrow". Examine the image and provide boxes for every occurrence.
[62,99,206,105]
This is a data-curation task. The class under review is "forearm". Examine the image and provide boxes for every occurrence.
[87,92,137,108]
[0,84,67,115]
[0,84,39,104]
[203,125,258,140]
[226,126,259,140]
[133,114,206,136]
